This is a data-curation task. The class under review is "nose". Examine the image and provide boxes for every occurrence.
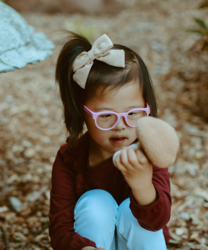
[113,116,127,130]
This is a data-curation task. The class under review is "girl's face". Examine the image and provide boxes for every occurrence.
[84,80,146,159]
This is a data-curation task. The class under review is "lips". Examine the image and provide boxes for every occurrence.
[110,136,127,145]
[110,136,126,141]
[110,135,127,140]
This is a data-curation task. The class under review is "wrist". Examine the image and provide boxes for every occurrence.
[131,181,153,192]
[131,183,157,206]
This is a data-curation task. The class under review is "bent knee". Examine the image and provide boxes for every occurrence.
[116,198,164,237]
[74,189,118,222]
[75,189,117,209]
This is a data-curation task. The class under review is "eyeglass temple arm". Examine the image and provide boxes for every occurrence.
[83,105,94,117]
[145,103,151,116]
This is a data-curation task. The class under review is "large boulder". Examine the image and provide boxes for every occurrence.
[0,2,54,72]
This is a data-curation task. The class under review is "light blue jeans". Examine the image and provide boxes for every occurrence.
[74,189,167,250]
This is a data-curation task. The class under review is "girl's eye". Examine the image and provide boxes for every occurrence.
[128,112,137,116]
[128,110,144,118]
[100,114,112,118]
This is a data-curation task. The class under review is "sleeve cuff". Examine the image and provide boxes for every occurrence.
[130,185,163,210]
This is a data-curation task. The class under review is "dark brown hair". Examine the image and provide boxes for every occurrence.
[55,31,157,147]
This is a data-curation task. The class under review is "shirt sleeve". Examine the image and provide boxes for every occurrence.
[129,165,171,231]
[49,149,97,250]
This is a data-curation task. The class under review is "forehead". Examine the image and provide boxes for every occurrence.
[85,80,145,110]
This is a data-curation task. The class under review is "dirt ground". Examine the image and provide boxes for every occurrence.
[0,0,208,249]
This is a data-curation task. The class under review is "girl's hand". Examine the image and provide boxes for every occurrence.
[81,247,105,250]
[114,147,153,191]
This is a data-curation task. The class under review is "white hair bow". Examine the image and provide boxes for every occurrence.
[72,34,125,88]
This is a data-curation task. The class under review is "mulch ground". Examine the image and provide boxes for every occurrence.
[0,0,208,249]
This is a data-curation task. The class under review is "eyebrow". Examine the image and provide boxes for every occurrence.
[95,105,144,111]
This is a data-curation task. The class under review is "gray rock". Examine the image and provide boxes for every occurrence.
[0,2,54,73]
[180,212,190,220]
[9,196,22,212]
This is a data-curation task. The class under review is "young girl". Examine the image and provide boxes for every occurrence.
[49,32,171,250]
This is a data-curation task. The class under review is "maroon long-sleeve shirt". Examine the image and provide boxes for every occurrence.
[49,132,171,250]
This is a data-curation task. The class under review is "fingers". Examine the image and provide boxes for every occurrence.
[120,148,135,170]
[127,147,140,167]
[136,149,149,164]
[115,153,127,172]
[115,148,138,171]
[115,147,150,172]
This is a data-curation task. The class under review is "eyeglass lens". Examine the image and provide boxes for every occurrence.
[97,110,147,129]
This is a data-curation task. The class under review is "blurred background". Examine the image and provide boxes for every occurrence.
[0,0,208,249]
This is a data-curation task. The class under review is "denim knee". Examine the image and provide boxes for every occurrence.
[74,189,118,249]
[116,198,136,236]
[116,198,167,250]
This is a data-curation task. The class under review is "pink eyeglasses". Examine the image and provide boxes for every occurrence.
[83,104,150,131]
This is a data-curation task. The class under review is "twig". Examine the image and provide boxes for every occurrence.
[183,129,208,138]
[0,225,10,250]
[183,242,208,250]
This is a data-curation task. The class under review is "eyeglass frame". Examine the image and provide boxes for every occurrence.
[83,103,151,131]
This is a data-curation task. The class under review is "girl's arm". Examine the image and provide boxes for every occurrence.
[129,165,171,231]
[115,147,171,231]
[49,149,97,250]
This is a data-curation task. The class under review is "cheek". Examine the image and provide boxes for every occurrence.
[84,115,106,139]
[131,128,137,140]
[84,115,94,130]
[127,127,137,144]
[87,125,110,146]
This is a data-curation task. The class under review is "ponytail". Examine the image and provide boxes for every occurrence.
[55,31,91,147]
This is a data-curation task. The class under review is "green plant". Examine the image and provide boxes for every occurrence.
[180,17,208,52]
[177,0,208,121]
[182,17,208,36]
[64,21,97,41]
[179,0,208,52]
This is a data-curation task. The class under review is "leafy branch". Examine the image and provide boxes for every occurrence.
[179,0,208,52]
